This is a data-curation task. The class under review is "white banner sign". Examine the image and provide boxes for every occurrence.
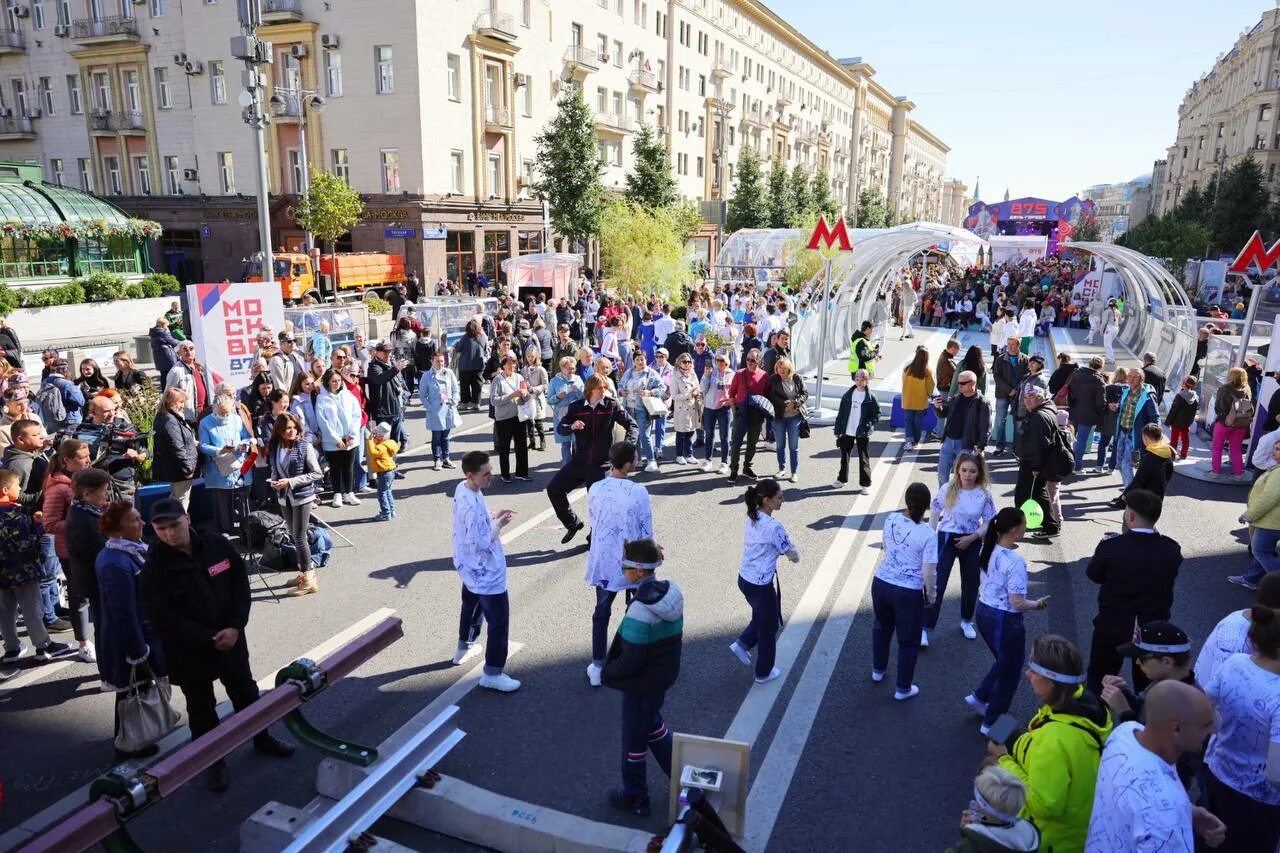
[186,282,285,387]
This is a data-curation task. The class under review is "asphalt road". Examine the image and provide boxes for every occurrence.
[0,390,1257,852]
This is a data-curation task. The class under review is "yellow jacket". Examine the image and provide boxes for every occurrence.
[1246,465,1280,530]
[366,437,400,474]
[997,687,1113,853]
[900,370,935,411]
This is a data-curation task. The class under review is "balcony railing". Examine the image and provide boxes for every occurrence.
[118,110,145,130]
[0,29,23,52]
[595,111,634,133]
[484,104,512,130]
[261,0,303,20]
[79,256,141,274]
[89,111,112,131]
[0,115,35,137]
[711,59,732,79]
[474,10,517,41]
[71,16,139,42]
[627,69,658,92]
[564,45,601,71]
[0,258,69,279]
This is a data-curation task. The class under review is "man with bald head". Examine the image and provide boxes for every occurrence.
[1086,680,1226,851]
[934,369,991,487]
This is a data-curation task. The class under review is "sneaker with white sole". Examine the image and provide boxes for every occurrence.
[1227,575,1259,591]
[585,662,602,687]
[343,493,362,506]
[451,643,483,666]
[790,471,799,484]
[871,670,885,683]
[964,693,989,716]
[644,460,659,473]
[920,629,929,648]
[35,641,72,661]
[961,621,977,640]
[329,496,343,509]
[728,641,752,667]
[1,643,28,665]
[357,485,376,495]
[478,672,522,692]
[77,642,97,663]
[717,463,729,475]
[775,469,788,479]
[894,685,920,701]
[702,461,716,473]
[432,460,440,471]
[754,667,782,685]
[674,456,686,465]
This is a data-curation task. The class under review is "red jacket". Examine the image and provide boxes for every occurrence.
[729,367,769,407]
[42,471,73,559]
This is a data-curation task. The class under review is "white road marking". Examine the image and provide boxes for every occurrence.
[500,489,586,544]
[0,660,74,698]
[0,607,398,851]
[402,419,493,457]
[739,429,924,851]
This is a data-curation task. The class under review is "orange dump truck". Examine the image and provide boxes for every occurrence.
[245,251,407,302]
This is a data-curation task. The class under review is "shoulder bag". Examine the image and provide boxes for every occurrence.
[114,661,181,753]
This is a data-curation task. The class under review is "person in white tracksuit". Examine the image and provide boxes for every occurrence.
[1085,296,1105,344]
[899,280,917,340]
[1100,301,1120,365]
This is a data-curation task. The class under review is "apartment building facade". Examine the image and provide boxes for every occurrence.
[1155,6,1280,219]
[0,0,953,284]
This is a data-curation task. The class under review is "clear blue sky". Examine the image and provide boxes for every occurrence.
[768,0,1271,200]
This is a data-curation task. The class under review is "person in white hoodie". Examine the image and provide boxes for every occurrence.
[1017,301,1037,356]
[989,308,1018,361]
[314,368,362,508]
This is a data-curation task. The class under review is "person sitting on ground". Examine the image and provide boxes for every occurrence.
[945,765,1040,853]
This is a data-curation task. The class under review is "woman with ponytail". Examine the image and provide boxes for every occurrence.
[870,482,937,701]
[964,507,1049,735]
[730,478,799,685]
[1202,601,1280,851]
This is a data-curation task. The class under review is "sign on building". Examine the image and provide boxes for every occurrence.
[187,282,285,386]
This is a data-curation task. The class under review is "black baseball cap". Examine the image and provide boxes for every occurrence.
[149,498,188,523]
[1117,620,1190,657]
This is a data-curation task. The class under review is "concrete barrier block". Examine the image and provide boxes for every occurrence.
[241,797,418,853]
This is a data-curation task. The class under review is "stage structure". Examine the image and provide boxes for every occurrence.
[963,196,1097,256]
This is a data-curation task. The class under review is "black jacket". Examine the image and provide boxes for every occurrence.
[939,393,992,450]
[1165,392,1199,430]
[662,330,694,363]
[1016,402,1059,471]
[364,357,406,420]
[142,533,253,686]
[556,398,638,470]
[1125,445,1174,498]
[65,502,106,604]
[833,387,881,439]
[1142,364,1168,402]
[1086,529,1182,624]
[2,445,48,514]
[0,323,21,369]
[1067,368,1107,428]
[762,345,790,377]
[767,374,807,418]
[151,409,198,483]
[1098,383,1125,437]
[1048,364,1077,397]
[993,350,1028,398]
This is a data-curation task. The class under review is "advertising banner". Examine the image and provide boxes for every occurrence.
[186,282,285,386]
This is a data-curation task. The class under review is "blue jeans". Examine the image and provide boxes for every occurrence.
[376,471,395,516]
[938,436,964,487]
[904,408,925,446]
[924,531,980,629]
[675,432,694,458]
[1245,527,1280,584]
[652,415,667,457]
[620,692,672,798]
[39,534,60,625]
[871,577,925,692]
[1096,431,1114,469]
[431,429,451,462]
[993,396,1013,451]
[458,588,509,676]
[703,407,730,462]
[353,425,370,491]
[737,575,781,679]
[559,441,572,466]
[1072,425,1094,472]
[631,407,653,461]
[774,414,802,473]
[1116,430,1135,487]
[973,603,1026,727]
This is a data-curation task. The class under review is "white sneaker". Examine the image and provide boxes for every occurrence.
[451,643,483,666]
[329,495,343,509]
[776,469,788,479]
[702,461,716,473]
[789,471,799,484]
[586,662,602,687]
[961,621,977,640]
[965,693,989,716]
[728,641,752,667]
[357,485,376,495]
[871,670,885,683]
[717,463,729,475]
[855,486,868,494]
[478,672,522,693]
[644,460,659,473]
[894,685,920,701]
[754,667,782,685]
[920,629,929,648]
[343,492,362,506]
[832,480,845,489]
[675,456,686,465]
[432,460,440,471]
[77,642,97,663]
[904,442,915,452]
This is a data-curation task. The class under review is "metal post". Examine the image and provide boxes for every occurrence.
[298,110,312,253]
[252,87,274,285]
[812,256,833,418]
[713,103,729,289]
[1235,273,1265,369]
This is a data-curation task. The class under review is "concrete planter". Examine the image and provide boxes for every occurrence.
[9,296,174,344]
[367,314,395,340]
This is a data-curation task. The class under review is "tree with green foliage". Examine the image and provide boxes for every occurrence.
[533,82,605,245]
[1209,154,1270,254]
[1173,184,1205,222]
[727,145,768,232]
[788,165,811,226]
[291,168,365,296]
[853,187,889,229]
[1117,214,1213,273]
[599,200,692,299]
[668,201,704,243]
[810,171,839,220]
[766,157,794,228]
[624,122,677,209]
[1073,213,1101,243]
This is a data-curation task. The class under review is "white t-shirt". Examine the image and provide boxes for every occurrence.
[1204,653,1280,805]
[451,482,507,595]
[978,545,1027,612]
[1018,309,1037,337]
[1085,721,1193,852]
[875,514,938,591]
[585,476,653,591]
[1195,610,1253,691]
[739,513,795,586]
[931,483,997,535]
[843,389,866,437]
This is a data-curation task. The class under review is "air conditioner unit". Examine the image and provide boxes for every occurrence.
[514,73,529,88]
[182,168,197,181]
[290,44,308,58]
[184,60,204,76]
[53,24,68,36]
[12,5,28,18]
[173,52,187,65]
[320,33,339,50]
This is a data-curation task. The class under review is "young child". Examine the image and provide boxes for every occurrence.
[366,422,399,522]
[1114,423,1174,508]
[1163,376,1199,460]
[945,765,1040,852]
[0,470,69,676]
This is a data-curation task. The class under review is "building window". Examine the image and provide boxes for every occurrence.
[134,155,151,194]
[324,50,342,97]
[210,61,226,104]
[696,156,703,177]
[331,148,349,182]
[122,69,140,113]
[56,0,68,25]
[91,71,110,112]
[49,158,63,185]
[521,0,530,27]
[164,155,179,193]
[450,149,464,193]
[375,45,393,94]
[150,0,162,14]
[522,80,532,117]
[482,230,509,282]
[521,159,534,195]
[218,151,234,193]
[698,74,705,96]
[380,148,399,191]
[66,73,82,114]
[612,40,622,66]
[32,0,43,28]
[445,229,475,289]
[154,67,171,108]
[103,155,122,194]
[446,53,460,101]
[487,152,501,197]
[38,77,52,115]
[77,158,92,191]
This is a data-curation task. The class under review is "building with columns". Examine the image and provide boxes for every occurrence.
[0,0,955,285]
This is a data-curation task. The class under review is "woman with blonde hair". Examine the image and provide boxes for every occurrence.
[924,451,997,646]
[1212,365,1253,480]
[900,346,934,452]
[111,351,149,394]
[768,356,807,483]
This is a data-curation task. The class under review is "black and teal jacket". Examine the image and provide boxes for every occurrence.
[602,577,683,697]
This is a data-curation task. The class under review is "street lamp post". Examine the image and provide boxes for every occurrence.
[234,0,273,284]
[269,87,325,253]
[711,100,733,289]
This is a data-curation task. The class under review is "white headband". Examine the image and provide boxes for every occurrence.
[622,559,662,571]
[972,785,1020,825]
[1028,661,1085,684]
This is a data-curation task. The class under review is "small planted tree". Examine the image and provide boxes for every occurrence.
[625,122,678,209]
[533,82,605,247]
[726,145,768,232]
[766,157,795,229]
[789,164,812,225]
[291,168,364,297]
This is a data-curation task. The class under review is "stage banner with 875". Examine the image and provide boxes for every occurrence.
[186,282,286,387]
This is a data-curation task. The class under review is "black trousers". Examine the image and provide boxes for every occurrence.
[729,408,763,474]
[493,417,528,477]
[1086,616,1153,696]
[1204,766,1280,853]
[459,370,482,405]
[180,671,261,741]
[836,434,871,486]
[1013,467,1057,533]
[547,461,607,530]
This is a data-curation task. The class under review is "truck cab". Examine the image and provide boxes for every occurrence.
[243,252,317,302]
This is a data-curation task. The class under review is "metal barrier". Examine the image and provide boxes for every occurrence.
[17,615,404,853]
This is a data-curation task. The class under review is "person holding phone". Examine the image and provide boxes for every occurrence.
[925,452,997,646]
[964,507,1048,735]
[315,368,362,508]
[729,478,798,685]
[197,393,254,535]
[870,482,937,701]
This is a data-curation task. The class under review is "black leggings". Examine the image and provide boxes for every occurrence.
[460,370,482,405]
[324,448,355,495]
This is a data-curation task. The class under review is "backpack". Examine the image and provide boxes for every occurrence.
[1226,393,1255,428]
[1045,418,1075,480]
[258,522,296,571]
[35,380,67,430]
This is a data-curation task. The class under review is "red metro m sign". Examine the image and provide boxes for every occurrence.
[806,216,853,252]
[1229,230,1280,274]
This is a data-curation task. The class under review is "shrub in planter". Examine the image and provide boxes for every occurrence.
[80,271,128,302]
[0,282,17,316]
[20,281,85,308]
[365,295,392,315]
[140,273,180,298]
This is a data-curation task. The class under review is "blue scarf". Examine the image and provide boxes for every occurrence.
[105,538,149,566]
